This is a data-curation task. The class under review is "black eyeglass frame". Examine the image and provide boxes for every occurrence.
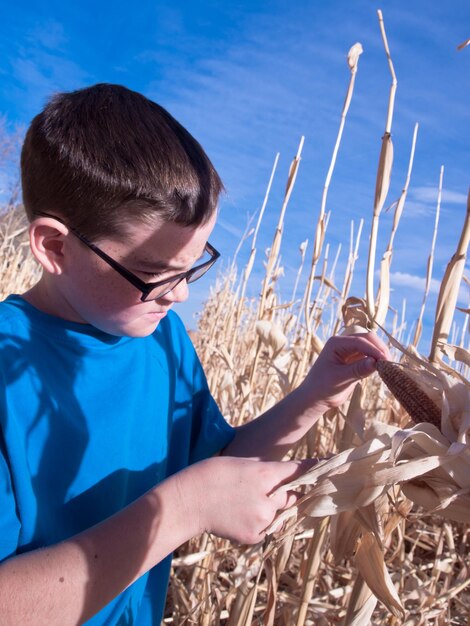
[36,212,221,302]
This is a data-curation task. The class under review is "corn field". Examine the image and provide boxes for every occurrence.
[1,10,470,626]
[169,12,470,626]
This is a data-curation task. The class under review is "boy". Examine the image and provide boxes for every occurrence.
[0,83,388,625]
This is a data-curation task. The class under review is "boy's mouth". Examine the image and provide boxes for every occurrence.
[145,309,170,318]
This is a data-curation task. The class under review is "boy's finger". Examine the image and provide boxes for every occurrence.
[268,458,317,494]
[362,332,391,360]
[337,335,389,361]
[269,488,300,510]
[345,356,377,380]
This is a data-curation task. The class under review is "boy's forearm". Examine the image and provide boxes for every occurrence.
[0,473,199,626]
[224,383,323,461]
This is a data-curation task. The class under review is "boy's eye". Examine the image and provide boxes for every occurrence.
[141,270,165,281]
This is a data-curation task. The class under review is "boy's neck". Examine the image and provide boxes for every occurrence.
[22,278,87,324]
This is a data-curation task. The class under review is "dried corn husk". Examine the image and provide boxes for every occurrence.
[267,353,470,618]
[255,320,287,355]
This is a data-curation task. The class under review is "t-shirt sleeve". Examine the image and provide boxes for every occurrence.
[0,436,21,562]
[189,358,235,464]
[164,311,236,466]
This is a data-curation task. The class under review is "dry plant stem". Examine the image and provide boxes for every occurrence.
[366,10,397,323]
[220,275,240,353]
[413,165,443,347]
[429,187,470,362]
[258,138,304,321]
[303,43,363,331]
[377,10,397,135]
[188,532,210,593]
[323,245,343,338]
[249,139,304,388]
[290,239,308,305]
[230,154,280,356]
[226,581,259,626]
[333,219,364,335]
[387,124,418,254]
[295,517,330,626]
[309,243,330,332]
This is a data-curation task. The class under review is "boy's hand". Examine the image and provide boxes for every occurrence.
[178,457,307,545]
[301,332,390,414]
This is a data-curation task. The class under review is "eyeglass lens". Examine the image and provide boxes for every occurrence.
[142,257,216,302]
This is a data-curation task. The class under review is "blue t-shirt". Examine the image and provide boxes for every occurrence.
[0,295,235,624]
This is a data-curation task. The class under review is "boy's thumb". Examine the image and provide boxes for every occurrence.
[350,356,377,380]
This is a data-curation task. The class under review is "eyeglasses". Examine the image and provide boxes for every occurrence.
[36,212,220,302]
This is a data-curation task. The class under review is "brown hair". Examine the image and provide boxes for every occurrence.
[21,83,223,240]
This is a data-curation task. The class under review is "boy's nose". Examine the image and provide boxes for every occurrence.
[160,278,189,304]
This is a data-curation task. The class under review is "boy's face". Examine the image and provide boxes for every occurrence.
[54,213,217,337]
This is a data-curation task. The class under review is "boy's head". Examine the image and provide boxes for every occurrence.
[21,83,223,240]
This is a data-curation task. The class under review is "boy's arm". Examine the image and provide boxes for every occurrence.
[0,455,302,625]
[0,470,194,625]
[223,333,389,461]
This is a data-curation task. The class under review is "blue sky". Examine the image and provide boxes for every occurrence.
[1,0,469,351]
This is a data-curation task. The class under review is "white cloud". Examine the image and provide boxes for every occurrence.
[29,20,68,51]
[215,218,245,240]
[389,271,470,305]
[12,52,89,96]
[390,271,441,294]
[411,186,468,205]
[403,187,468,217]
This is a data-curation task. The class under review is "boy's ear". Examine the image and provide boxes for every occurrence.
[29,217,69,275]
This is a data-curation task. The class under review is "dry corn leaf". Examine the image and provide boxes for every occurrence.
[355,499,385,541]
[342,296,372,330]
[439,342,470,368]
[311,214,326,267]
[243,248,256,282]
[374,133,394,216]
[340,383,365,447]
[344,577,378,626]
[348,42,364,71]
[330,509,363,562]
[390,424,451,460]
[401,481,470,523]
[279,437,392,490]
[429,188,470,361]
[313,275,341,294]
[355,531,405,618]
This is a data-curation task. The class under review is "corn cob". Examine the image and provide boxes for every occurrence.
[375,360,442,429]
